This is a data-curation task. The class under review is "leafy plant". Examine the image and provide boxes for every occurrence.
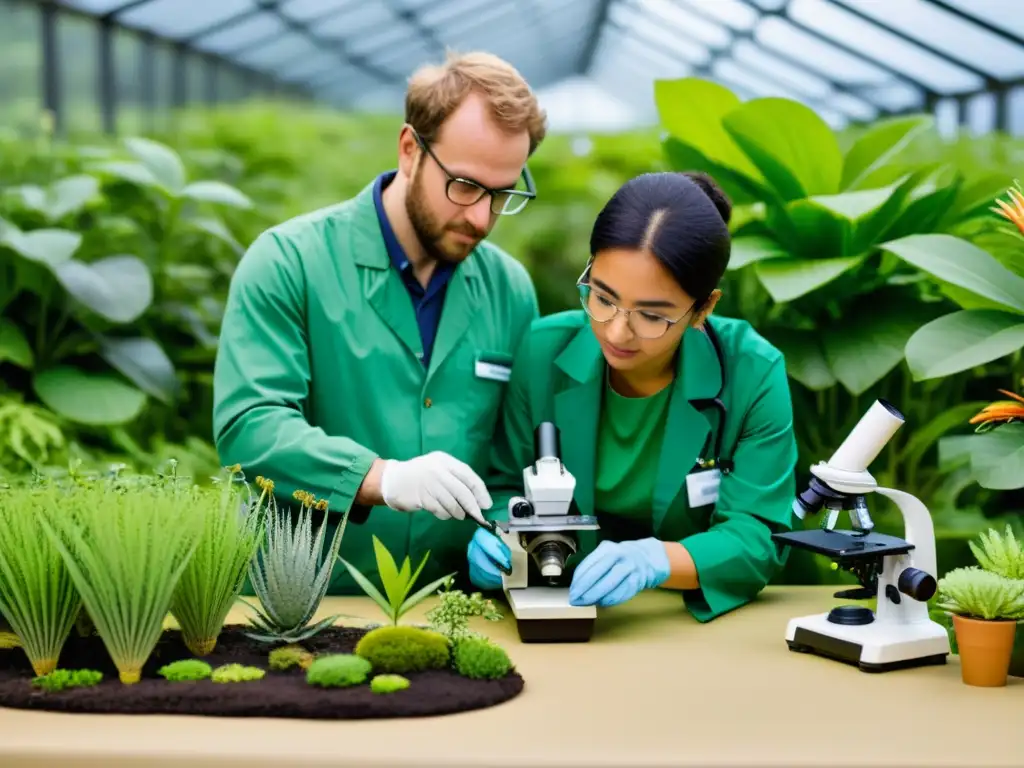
[169,464,268,655]
[936,567,1024,620]
[211,663,264,683]
[244,489,348,644]
[0,483,81,676]
[306,654,371,688]
[370,673,410,694]
[425,576,503,642]
[452,637,513,680]
[38,472,203,683]
[969,524,1024,579]
[31,668,102,692]
[158,659,213,681]
[339,535,454,626]
[354,625,450,674]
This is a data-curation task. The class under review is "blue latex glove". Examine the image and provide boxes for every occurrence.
[467,527,511,590]
[569,538,671,607]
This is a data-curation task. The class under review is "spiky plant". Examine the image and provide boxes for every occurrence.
[40,474,203,683]
[936,567,1024,621]
[969,524,1024,580]
[244,489,349,644]
[0,483,81,675]
[169,466,269,655]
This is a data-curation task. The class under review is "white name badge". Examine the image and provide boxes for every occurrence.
[474,360,511,382]
[686,469,721,508]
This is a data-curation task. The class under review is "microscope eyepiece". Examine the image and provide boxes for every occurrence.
[534,421,561,461]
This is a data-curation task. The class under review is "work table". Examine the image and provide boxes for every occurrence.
[0,585,1019,767]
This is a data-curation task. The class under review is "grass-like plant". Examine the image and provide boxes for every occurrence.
[936,566,1024,621]
[969,524,1024,580]
[169,466,268,655]
[40,473,203,683]
[339,535,454,625]
[244,489,348,643]
[0,483,81,675]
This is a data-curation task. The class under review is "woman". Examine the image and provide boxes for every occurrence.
[468,171,799,623]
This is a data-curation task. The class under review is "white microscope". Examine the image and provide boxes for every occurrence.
[772,399,951,672]
[494,422,601,643]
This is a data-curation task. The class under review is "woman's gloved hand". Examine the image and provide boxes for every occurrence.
[568,538,671,607]
[467,528,511,590]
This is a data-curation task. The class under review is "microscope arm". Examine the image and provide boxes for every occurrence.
[873,487,938,579]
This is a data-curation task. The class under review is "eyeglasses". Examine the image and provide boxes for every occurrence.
[577,280,692,340]
[411,128,536,215]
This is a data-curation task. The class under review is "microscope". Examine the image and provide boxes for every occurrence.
[772,399,951,672]
[494,422,601,643]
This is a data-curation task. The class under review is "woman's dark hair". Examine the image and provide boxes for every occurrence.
[589,171,732,307]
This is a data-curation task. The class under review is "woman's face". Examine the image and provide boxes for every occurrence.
[583,247,718,377]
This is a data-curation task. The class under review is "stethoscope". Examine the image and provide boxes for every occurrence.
[690,319,734,476]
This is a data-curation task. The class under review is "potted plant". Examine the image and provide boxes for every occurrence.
[963,524,1024,677]
[935,565,1024,686]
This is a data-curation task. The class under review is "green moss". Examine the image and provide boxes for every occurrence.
[453,637,512,680]
[268,644,314,671]
[306,653,372,688]
[32,668,103,692]
[211,663,265,683]
[354,625,450,674]
[158,659,213,681]
[370,673,410,694]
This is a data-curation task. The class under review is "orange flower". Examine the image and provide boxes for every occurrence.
[970,389,1024,429]
[992,182,1024,234]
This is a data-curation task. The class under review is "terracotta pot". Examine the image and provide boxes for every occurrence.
[952,614,1017,687]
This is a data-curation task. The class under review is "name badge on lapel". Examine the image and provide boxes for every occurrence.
[686,468,721,508]
[474,354,511,382]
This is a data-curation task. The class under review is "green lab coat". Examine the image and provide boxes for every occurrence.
[212,180,539,595]
[486,310,799,622]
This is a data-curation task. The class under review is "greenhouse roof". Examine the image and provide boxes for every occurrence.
[48,0,1024,132]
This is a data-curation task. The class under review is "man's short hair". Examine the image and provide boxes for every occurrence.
[405,50,548,156]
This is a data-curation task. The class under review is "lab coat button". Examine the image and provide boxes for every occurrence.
[424,397,432,408]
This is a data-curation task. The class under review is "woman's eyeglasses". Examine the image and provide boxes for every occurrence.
[577,279,692,340]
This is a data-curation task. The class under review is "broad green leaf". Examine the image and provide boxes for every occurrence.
[188,216,243,255]
[883,171,962,241]
[945,171,1015,223]
[372,536,404,609]
[939,434,980,470]
[728,236,788,270]
[840,114,934,190]
[124,137,187,194]
[89,161,161,189]
[967,424,1024,491]
[180,181,252,208]
[762,328,836,390]
[754,255,864,303]
[774,198,852,259]
[898,401,991,467]
[1,227,81,267]
[661,138,767,206]
[33,366,147,426]
[46,175,101,220]
[0,319,33,369]
[653,78,763,183]
[820,299,942,395]
[880,233,1024,313]
[96,336,177,404]
[722,97,843,199]
[52,254,153,324]
[904,309,1024,380]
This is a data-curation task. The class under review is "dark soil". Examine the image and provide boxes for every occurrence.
[0,625,524,720]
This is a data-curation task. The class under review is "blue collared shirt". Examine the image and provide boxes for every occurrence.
[372,170,455,368]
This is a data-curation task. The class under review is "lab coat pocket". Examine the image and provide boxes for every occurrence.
[473,350,513,384]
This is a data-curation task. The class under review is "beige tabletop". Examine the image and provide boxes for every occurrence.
[0,585,1020,767]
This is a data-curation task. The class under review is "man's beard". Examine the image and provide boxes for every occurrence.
[405,166,485,264]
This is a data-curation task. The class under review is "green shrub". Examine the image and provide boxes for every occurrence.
[268,644,314,671]
[453,637,512,680]
[158,659,213,681]
[211,663,265,683]
[354,625,450,674]
[32,668,103,692]
[370,673,410,694]
[306,654,372,688]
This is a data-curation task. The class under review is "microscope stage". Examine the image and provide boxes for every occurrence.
[773,529,914,560]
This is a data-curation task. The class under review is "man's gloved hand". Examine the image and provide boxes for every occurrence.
[467,528,511,590]
[380,452,492,524]
[568,538,671,608]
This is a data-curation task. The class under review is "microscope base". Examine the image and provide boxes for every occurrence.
[505,587,597,643]
[785,611,950,672]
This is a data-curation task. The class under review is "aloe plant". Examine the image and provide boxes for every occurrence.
[244,489,348,643]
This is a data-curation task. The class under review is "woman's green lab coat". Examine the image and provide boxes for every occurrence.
[486,310,799,622]
[213,180,538,594]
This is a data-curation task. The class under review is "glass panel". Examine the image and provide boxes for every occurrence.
[193,11,284,52]
[641,0,731,48]
[713,58,849,128]
[386,0,434,9]
[677,0,759,31]
[860,83,923,112]
[835,0,1024,80]
[420,0,490,28]
[732,39,832,100]
[119,0,253,39]
[826,93,877,122]
[966,92,996,136]
[938,0,1024,41]
[611,2,711,66]
[233,31,316,69]
[0,0,42,132]
[151,40,173,130]
[278,52,337,82]
[598,30,691,82]
[346,19,419,56]
[746,0,786,9]
[113,28,143,134]
[282,0,358,22]
[57,10,100,136]
[439,2,511,36]
[370,38,435,71]
[58,0,132,13]
[318,4,395,38]
[1009,87,1024,137]
[788,0,982,94]
[934,98,959,139]
[755,16,892,86]
[186,54,207,103]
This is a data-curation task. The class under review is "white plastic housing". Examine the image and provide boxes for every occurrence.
[522,457,576,516]
[827,399,904,474]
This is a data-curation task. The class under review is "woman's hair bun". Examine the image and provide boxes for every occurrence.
[681,171,732,225]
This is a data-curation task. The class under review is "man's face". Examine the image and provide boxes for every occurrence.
[402,92,531,263]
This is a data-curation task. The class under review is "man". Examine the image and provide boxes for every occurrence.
[213,51,546,593]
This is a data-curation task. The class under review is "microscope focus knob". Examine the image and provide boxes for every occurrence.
[897,567,937,602]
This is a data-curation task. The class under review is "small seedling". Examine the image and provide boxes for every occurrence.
[339,536,454,625]
[306,654,372,688]
[32,668,103,692]
[211,664,265,683]
[452,637,512,680]
[158,659,213,681]
[268,644,314,671]
[371,674,410,694]
[354,625,450,674]
[426,576,503,642]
